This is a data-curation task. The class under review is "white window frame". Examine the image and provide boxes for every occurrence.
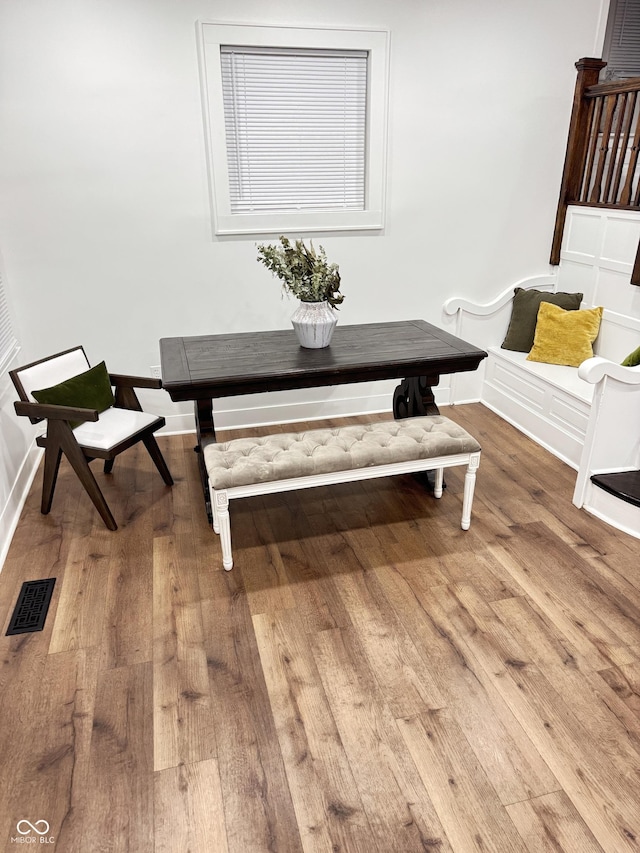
[198,22,389,236]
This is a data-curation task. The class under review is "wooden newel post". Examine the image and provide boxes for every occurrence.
[550,57,606,265]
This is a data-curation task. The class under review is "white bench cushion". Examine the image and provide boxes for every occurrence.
[488,346,594,403]
[205,415,481,490]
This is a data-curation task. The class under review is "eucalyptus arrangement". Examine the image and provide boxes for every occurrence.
[257,236,344,309]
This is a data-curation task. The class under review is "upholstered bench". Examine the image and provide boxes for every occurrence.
[204,416,481,570]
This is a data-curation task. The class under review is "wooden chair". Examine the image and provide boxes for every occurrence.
[10,346,173,530]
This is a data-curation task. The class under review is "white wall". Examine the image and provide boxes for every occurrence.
[0,0,609,557]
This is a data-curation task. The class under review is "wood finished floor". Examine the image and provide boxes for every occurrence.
[1,403,639,852]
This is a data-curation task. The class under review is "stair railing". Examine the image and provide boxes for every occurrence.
[551,57,640,284]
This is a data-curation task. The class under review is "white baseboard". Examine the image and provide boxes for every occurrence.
[0,442,43,571]
[582,483,640,540]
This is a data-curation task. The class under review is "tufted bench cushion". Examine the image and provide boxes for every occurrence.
[205,416,481,490]
[204,416,482,571]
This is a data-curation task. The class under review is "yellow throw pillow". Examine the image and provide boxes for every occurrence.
[527,302,603,367]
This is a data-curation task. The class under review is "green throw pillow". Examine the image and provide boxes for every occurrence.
[32,361,115,423]
[501,288,584,353]
[622,345,640,367]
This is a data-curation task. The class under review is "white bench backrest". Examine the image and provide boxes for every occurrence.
[593,309,640,363]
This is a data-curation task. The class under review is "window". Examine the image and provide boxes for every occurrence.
[602,0,640,80]
[199,23,389,235]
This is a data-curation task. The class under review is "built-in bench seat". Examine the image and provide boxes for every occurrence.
[483,343,595,466]
[204,416,481,570]
[487,347,594,403]
[442,207,640,538]
[444,275,640,468]
[444,263,640,540]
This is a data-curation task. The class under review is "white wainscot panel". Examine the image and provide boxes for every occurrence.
[555,260,597,305]
[489,360,546,411]
[594,267,640,317]
[601,214,640,268]
[548,394,590,437]
[564,209,602,258]
[595,310,640,363]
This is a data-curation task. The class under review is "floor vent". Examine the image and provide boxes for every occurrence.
[5,578,56,636]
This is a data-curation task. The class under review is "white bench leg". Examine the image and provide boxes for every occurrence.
[461,452,481,530]
[210,483,220,533]
[214,490,234,570]
[433,467,444,499]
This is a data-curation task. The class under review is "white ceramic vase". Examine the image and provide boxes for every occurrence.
[291,300,338,349]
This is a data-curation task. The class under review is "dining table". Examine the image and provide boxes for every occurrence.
[160,319,487,517]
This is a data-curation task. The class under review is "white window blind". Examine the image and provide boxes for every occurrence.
[0,269,17,370]
[220,46,368,214]
[603,0,640,79]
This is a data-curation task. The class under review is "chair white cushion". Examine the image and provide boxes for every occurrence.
[72,408,161,451]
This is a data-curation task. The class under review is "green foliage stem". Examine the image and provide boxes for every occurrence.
[257,236,344,309]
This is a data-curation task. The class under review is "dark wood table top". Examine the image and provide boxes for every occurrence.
[160,319,487,402]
